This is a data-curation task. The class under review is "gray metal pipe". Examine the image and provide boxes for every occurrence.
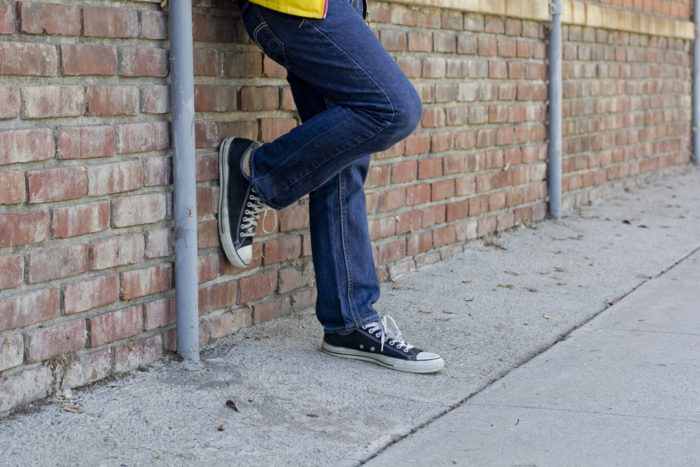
[694,0,700,163]
[548,0,563,217]
[169,0,200,363]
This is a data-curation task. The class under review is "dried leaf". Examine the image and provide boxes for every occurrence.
[217,425,225,431]
[525,287,538,293]
[61,405,85,414]
[418,308,432,314]
[505,270,520,276]
[483,239,506,250]
[542,314,551,319]
[225,400,240,412]
[622,219,632,224]
[497,283,515,289]
[160,0,168,7]
[462,279,472,284]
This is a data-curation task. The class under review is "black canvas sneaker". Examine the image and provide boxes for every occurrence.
[218,137,267,268]
[321,315,445,374]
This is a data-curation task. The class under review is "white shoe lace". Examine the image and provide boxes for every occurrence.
[363,315,415,353]
[241,188,277,238]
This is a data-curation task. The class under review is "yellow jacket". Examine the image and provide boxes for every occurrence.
[249,0,328,18]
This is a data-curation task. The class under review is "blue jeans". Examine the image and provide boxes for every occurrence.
[239,0,422,332]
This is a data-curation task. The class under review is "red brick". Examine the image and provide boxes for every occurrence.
[240,86,279,111]
[0,288,59,332]
[194,47,219,76]
[253,296,290,324]
[144,156,172,186]
[145,228,172,258]
[405,133,431,155]
[144,298,175,330]
[433,225,457,248]
[117,121,169,154]
[195,85,237,112]
[0,85,20,119]
[0,171,25,204]
[391,160,417,183]
[92,234,145,271]
[27,167,86,203]
[29,244,88,283]
[432,179,455,201]
[446,200,469,221]
[89,306,143,347]
[380,29,407,51]
[0,334,23,372]
[86,85,138,116]
[0,1,13,33]
[375,239,406,266]
[211,309,252,337]
[197,186,216,216]
[219,120,258,141]
[0,255,23,290]
[260,118,297,142]
[199,280,237,314]
[120,47,168,77]
[239,270,278,304]
[0,210,50,247]
[58,126,115,159]
[422,56,446,78]
[121,264,172,300]
[263,55,286,78]
[0,128,54,164]
[18,1,80,35]
[369,216,396,240]
[198,253,219,283]
[141,85,170,114]
[278,262,314,294]
[406,183,431,205]
[263,236,302,265]
[60,348,112,389]
[88,160,143,196]
[0,367,52,413]
[140,10,167,39]
[26,319,86,363]
[408,30,432,52]
[422,204,446,227]
[192,13,234,42]
[431,131,454,153]
[379,187,406,212]
[396,209,421,234]
[278,203,309,232]
[64,274,120,315]
[52,201,110,239]
[84,6,137,37]
[197,219,219,249]
[61,44,117,75]
[21,85,83,118]
[224,50,262,78]
[0,41,58,76]
[113,335,162,373]
[418,157,443,179]
[477,215,498,236]
[396,55,421,78]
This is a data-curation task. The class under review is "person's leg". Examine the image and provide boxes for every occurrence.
[239,0,422,209]
[286,72,380,332]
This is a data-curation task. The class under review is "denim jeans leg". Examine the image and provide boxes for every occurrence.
[239,0,422,209]
[287,72,381,332]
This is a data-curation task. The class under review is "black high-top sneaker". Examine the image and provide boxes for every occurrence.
[321,315,445,374]
[218,137,264,268]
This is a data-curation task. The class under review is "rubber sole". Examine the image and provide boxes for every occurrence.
[321,341,445,374]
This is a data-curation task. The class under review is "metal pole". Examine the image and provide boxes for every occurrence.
[169,0,200,363]
[693,0,700,163]
[548,0,563,217]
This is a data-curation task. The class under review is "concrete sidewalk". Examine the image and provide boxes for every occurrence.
[1,166,699,466]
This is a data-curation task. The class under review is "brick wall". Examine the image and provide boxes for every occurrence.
[561,26,691,208]
[582,0,692,20]
[0,0,693,413]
